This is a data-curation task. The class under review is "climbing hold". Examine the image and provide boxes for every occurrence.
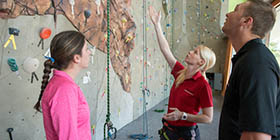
[38,28,52,50]
[4,28,19,50]
[154,109,165,113]
[23,57,40,83]
[7,58,21,79]
[84,10,91,26]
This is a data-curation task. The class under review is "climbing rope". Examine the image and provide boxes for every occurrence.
[142,0,149,136]
[197,0,201,44]
[170,0,175,90]
[103,0,117,139]
[171,0,174,51]
[129,0,152,139]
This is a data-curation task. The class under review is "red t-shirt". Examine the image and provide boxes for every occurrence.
[167,61,213,127]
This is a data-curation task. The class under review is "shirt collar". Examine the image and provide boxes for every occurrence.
[192,71,202,80]
[53,69,75,84]
[232,38,263,64]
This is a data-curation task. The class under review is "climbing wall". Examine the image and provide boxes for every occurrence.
[170,0,227,73]
[0,0,136,92]
[0,0,228,140]
[0,14,139,140]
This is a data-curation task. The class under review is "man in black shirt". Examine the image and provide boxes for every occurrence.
[219,0,279,140]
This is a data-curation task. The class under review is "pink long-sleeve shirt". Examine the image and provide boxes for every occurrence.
[42,70,91,140]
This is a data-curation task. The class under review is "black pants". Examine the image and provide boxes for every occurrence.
[159,125,200,140]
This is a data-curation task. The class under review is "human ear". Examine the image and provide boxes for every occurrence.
[199,59,205,66]
[241,16,253,26]
[73,54,81,64]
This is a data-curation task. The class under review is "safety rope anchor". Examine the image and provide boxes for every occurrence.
[142,88,150,97]
[104,120,117,140]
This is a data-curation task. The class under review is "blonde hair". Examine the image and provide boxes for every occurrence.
[175,45,216,88]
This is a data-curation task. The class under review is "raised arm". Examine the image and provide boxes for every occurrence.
[149,6,176,69]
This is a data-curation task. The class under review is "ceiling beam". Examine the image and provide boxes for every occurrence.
[272,0,280,8]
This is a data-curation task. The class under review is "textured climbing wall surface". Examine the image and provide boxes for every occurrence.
[0,15,138,140]
[171,0,227,73]
[0,0,228,140]
[0,0,136,92]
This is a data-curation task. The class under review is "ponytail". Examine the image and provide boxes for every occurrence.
[175,68,187,88]
[34,60,53,112]
[198,45,216,82]
[200,70,208,82]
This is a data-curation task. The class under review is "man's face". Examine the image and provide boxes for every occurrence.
[222,2,249,36]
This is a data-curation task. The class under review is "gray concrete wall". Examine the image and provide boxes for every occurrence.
[0,0,228,140]
[170,0,227,74]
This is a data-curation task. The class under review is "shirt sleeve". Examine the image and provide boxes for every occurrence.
[171,61,185,79]
[238,64,278,136]
[199,83,213,108]
[49,85,79,140]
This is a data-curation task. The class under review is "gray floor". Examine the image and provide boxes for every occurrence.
[115,93,224,140]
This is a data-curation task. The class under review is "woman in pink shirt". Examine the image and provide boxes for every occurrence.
[33,31,92,140]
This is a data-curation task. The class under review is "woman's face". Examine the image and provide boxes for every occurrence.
[184,47,204,67]
[79,42,92,69]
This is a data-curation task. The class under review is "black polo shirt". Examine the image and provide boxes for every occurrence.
[219,38,280,140]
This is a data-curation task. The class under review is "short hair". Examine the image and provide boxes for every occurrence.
[243,0,276,38]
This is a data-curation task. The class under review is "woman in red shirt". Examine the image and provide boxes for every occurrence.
[149,6,216,140]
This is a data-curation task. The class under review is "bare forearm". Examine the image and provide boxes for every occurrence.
[184,107,213,124]
[154,24,176,68]
[241,132,271,140]
[186,113,212,124]
[154,24,169,51]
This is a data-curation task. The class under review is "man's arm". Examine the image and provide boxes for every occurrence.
[241,131,271,140]
[238,61,278,139]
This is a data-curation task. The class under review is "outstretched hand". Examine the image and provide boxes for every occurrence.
[148,6,161,26]
[163,108,183,121]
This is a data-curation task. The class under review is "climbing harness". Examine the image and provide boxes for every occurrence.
[4,28,19,50]
[159,120,197,140]
[103,0,117,139]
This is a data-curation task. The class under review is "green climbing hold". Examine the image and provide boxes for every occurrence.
[154,109,165,113]
[7,58,18,72]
